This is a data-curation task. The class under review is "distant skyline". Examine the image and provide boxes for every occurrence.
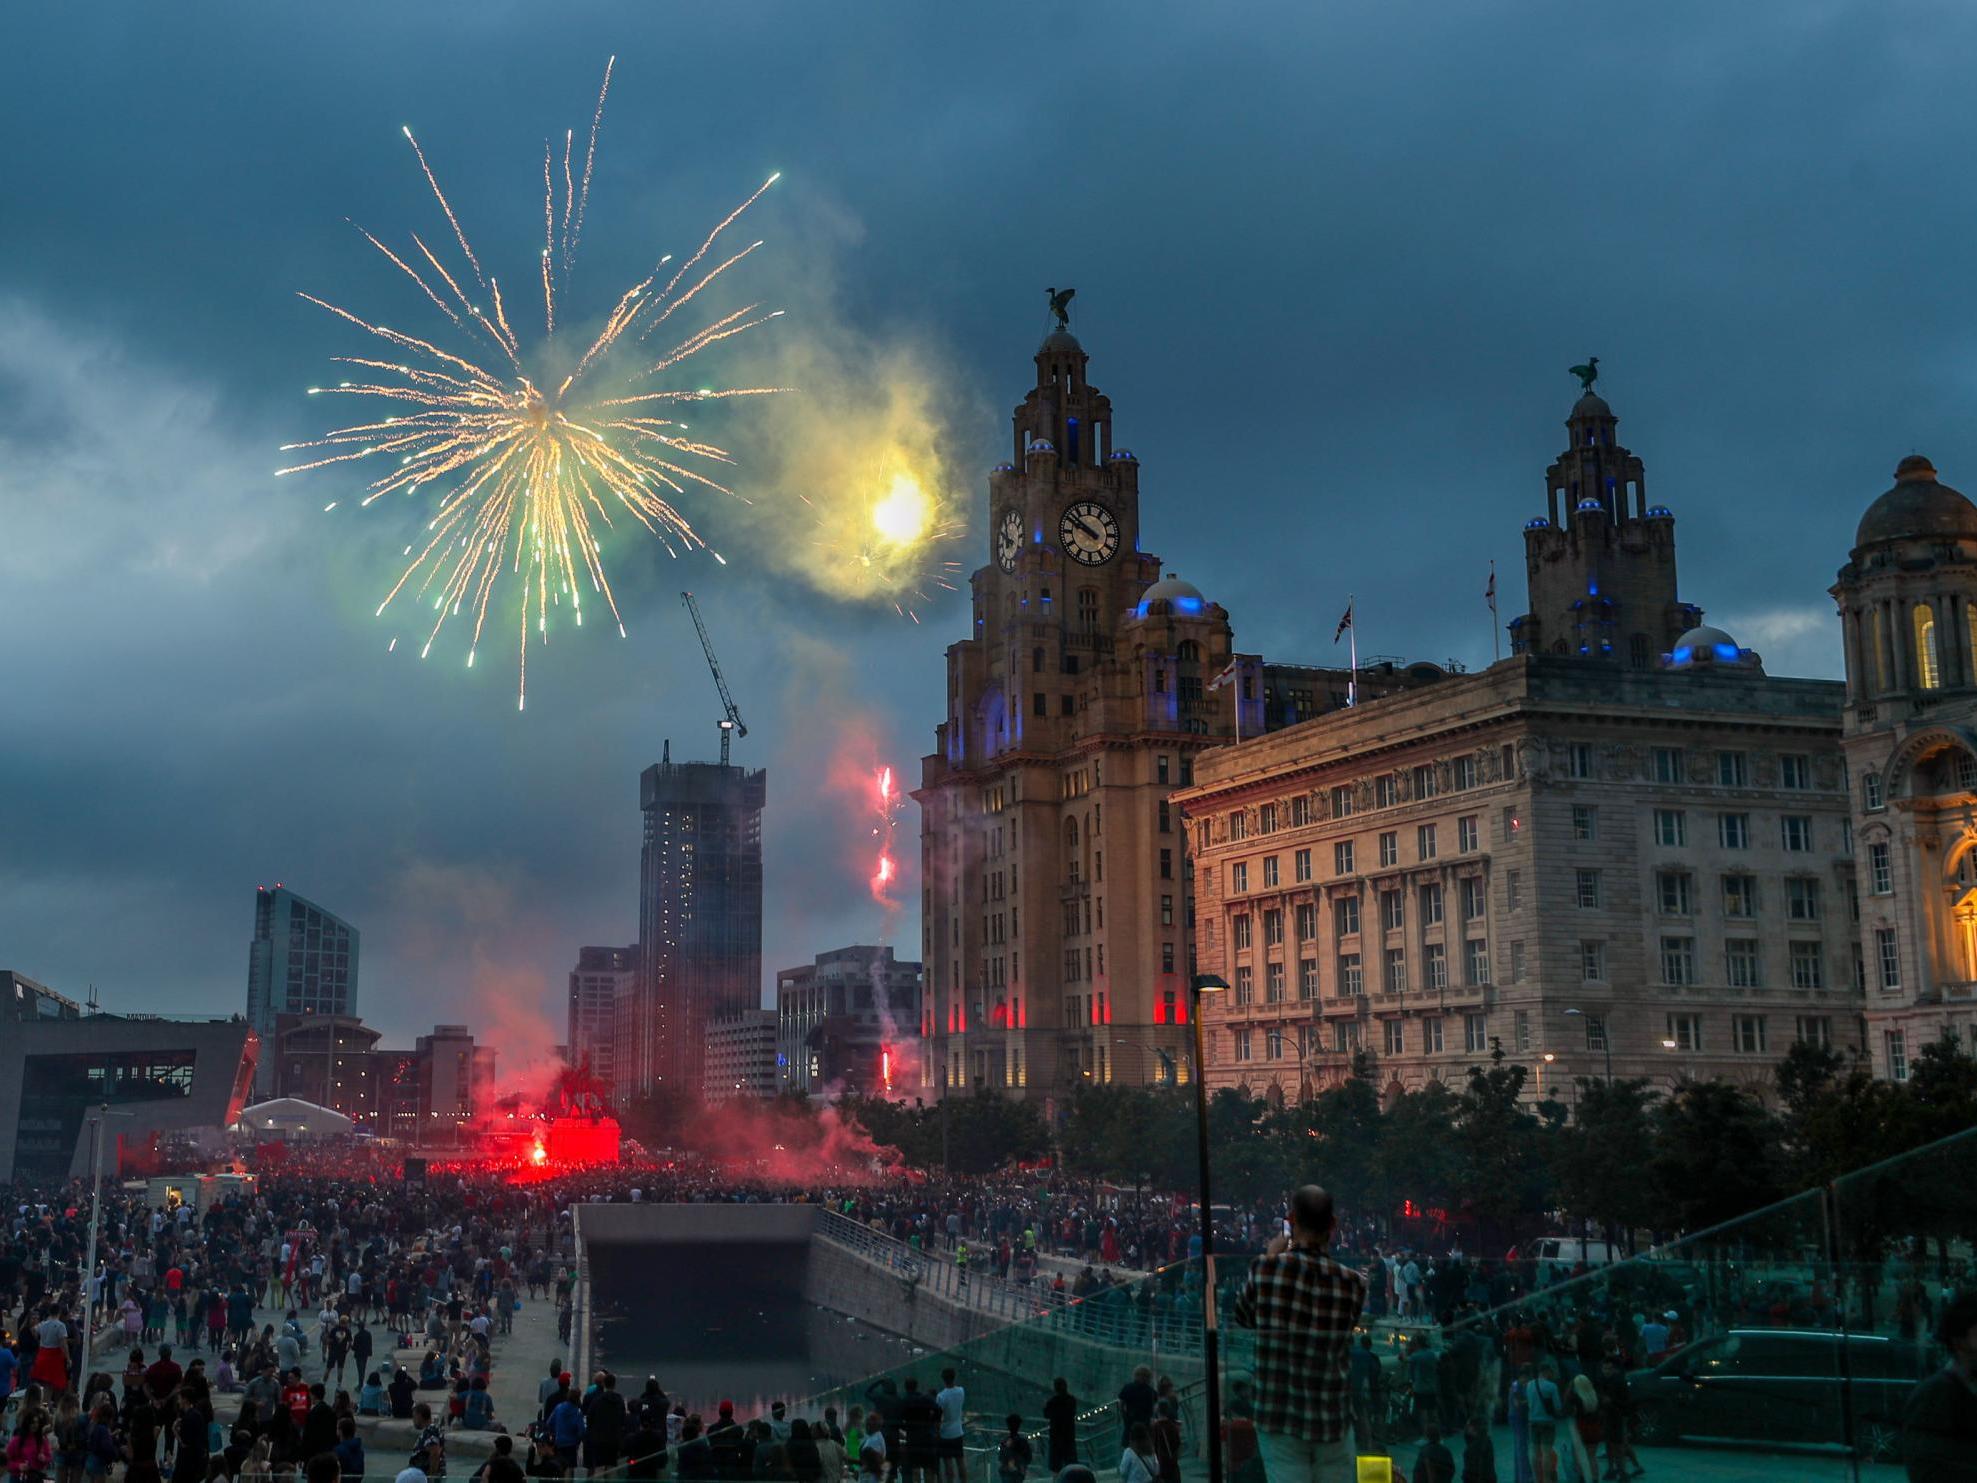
[7,3,1977,1075]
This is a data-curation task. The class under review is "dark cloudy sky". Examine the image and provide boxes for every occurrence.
[6,2,1975,1064]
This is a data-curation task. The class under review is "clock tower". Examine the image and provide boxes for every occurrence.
[915,312,1247,1106]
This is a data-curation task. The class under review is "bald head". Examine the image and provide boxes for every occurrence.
[1289,1185,1336,1242]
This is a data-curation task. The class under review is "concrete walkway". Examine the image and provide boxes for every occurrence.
[1374,1424,1904,1482]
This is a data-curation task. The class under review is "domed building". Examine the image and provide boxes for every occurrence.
[1833,455,1977,1079]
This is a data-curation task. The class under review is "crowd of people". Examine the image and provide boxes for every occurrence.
[3,1156,1972,1483]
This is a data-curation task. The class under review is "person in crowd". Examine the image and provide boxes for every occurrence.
[1041,1380,1078,1473]
[995,1414,1031,1483]
[1412,1423,1455,1483]
[1119,1423,1159,1483]
[331,1417,364,1483]
[933,1370,966,1483]
[1231,1185,1366,1483]
[1903,1289,1977,1483]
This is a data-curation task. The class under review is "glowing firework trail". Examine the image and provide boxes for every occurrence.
[278,57,786,709]
[870,764,901,904]
[800,467,964,624]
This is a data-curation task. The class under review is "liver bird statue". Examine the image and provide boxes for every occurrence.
[1047,286,1075,331]
[1568,356,1600,392]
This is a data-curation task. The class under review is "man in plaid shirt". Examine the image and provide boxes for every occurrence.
[1231,1185,1367,1482]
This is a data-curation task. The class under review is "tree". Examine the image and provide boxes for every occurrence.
[1649,1081,1784,1235]
[1374,1080,1461,1221]
[1297,1069,1385,1215]
[1456,1056,1553,1244]
[1552,1078,1658,1245]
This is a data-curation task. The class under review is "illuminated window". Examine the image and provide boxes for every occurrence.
[1914,604,1941,689]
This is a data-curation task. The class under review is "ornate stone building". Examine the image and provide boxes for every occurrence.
[1834,455,1977,1079]
[915,318,1444,1106]
[1181,383,1864,1105]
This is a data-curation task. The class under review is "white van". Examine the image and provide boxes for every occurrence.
[1524,1237,1621,1268]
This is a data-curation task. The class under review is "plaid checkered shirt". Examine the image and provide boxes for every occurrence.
[1230,1246,1367,1442]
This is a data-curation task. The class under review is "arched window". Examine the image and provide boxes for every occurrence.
[1177,640,1202,662]
[1914,603,1942,690]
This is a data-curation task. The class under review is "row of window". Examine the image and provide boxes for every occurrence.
[1227,880,1485,952]
[1227,1011,1839,1062]
[1230,938,1494,1002]
[1575,869,1843,922]
[1643,808,1833,853]
[1228,819,1484,894]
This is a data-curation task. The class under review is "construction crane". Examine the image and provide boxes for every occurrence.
[681,591,748,765]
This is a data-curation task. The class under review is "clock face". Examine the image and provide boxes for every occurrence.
[1058,500,1120,566]
[997,508,1023,572]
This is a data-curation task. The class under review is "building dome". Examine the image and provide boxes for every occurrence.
[1570,391,1613,420]
[1026,438,1055,454]
[1855,456,1977,548]
[1135,573,1207,618]
[1040,328,1083,354]
[1668,624,1756,669]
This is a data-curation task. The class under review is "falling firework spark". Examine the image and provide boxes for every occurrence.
[277,57,787,709]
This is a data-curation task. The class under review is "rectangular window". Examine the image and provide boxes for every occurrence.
[1230,861,1248,894]
[1234,966,1253,1004]
[1234,1029,1253,1063]
[1721,873,1756,918]
[1870,842,1893,894]
[1888,1029,1908,1081]
[1460,877,1486,921]
[1877,927,1901,990]
[1161,894,1174,927]
[1718,750,1748,787]
[1668,1012,1703,1052]
[1719,813,1751,849]
[1295,903,1317,942]
[1334,841,1355,875]
[1335,897,1361,936]
[1157,755,1171,785]
[1734,1015,1767,1054]
[1787,878,1821,921]
[1514,1009,1531,1051]
[1510,939,1526,983]
[1160,848,1173,880]
[1464,938,1490,985]
[1418,823,1438,860]
[1423,1017,1445,1054]
[1265,1028,1285,1059]
[1378,832,1399,868]
[1379,889,1403,932]
[1661,936,1697,986]
[1232,914,1252,950]
[1864,772,1885,811]
[1790,941,1825,989]
[1384,1020,1405,1056]
[1266,962,1285,1003]
[1424,942,1448,990]
[1654,746,1684,784]
[1505,870,1521,912]
[1290,795,1312,827]
[1331,785,1357,818]
[1228,811,1248,841]
[1659,870,1695,915]
[1458,815,1479,852]
[1569,743,1594,779]
[1299,959,1319,999]
[1453,755,1479,790]
[1420,883,1444,925]
[1726,937,1761,988]
[1781,754,1812,790]
[1464,1012,1488,1053]
[1576,869,1602,909]
[1294,848,1312,883]
[1162,942,1175,973]
[1258,802,1278,835]
[1264,909,1284,946]
[1654,808,1687,847]
[1795,1014,1832,1049]
[1572,805,1599,841]
[1581,941,1606,981]
[1781,815,1813,852]
[1375,776,1399,808]
[1412,764,1440,800]
[1263,855,1281,887]
[1384,947,1407,993]
[1338,953,1363,996]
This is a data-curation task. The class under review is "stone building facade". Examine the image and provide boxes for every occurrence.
[1181,383,1864,1105]
[915,320,1447,1107]
[1834,455,1977,1078]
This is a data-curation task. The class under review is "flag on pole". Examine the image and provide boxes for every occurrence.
[1333,601,1354,644]
[1486,563,1497,617]
[1207,659,1239,692]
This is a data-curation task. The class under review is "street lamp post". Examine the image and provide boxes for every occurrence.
[1563,1008,1613,1082]
[1189,973,1229,1483]
[79,1104,131,1371]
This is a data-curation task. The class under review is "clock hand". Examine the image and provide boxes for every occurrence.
[1080,517,1105,542]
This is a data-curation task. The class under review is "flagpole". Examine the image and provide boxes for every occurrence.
[1347,593,1358,707]
[1233,672,1242,744]
[1489,560,1501,664]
